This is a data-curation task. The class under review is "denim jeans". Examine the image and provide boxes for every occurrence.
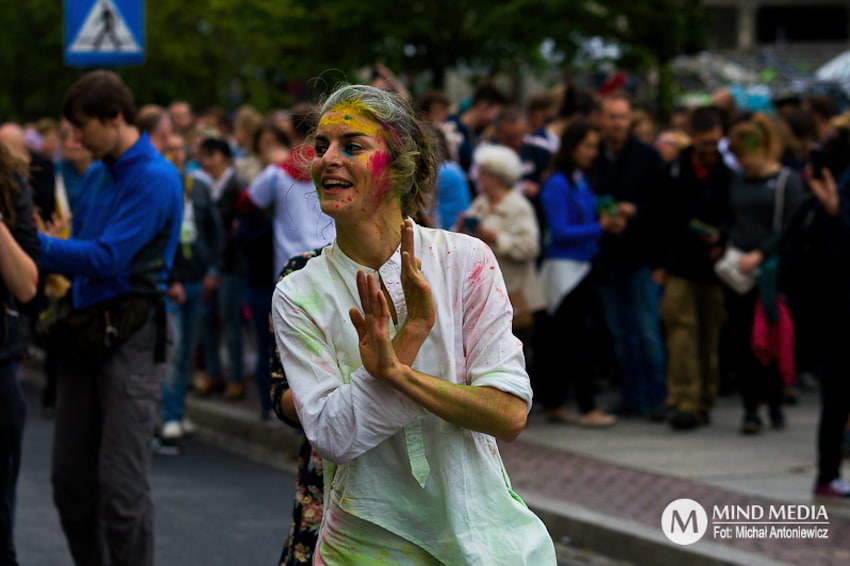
[599,266,666,414]
[162,281,203,424]
[248,285,274,415]
[0,360,23,566]
[201,273,247,384]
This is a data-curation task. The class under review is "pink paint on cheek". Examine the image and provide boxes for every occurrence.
[368,152,392,202]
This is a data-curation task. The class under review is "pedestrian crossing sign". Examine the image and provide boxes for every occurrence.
[64,0,145,66]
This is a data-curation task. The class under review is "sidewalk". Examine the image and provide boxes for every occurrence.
[24,360,850,566]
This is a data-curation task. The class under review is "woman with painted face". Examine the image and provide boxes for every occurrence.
[271,85,555,565]
[0,140,40,565]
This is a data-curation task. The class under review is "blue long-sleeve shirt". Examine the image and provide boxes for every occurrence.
[39,133,183,310]
[436,161,471,229]
[540,171,602,262]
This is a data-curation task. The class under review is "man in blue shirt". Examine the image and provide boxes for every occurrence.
[39,70,182,566]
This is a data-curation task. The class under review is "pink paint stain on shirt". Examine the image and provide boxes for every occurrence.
[468,262,485,283]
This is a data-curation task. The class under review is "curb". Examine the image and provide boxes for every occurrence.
[522,492,791,566]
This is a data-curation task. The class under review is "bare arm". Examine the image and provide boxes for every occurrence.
[390,369,527,442]
[0,218,38,303]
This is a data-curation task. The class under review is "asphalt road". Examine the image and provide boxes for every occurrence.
[15,384,296,566]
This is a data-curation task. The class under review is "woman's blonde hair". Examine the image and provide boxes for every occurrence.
[728,113,783,161]
[315,84,437,218]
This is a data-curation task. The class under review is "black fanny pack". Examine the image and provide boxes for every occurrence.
[50,294,162,367]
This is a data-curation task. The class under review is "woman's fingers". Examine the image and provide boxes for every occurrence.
[348,308,367,341]
[356,270,369,315]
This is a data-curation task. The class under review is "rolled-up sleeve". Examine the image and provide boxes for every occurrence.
[461,239,533,411]
[271,285,427,464]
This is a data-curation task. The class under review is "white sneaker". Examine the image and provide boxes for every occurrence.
[162,421,183,440]
[181,418,197,435]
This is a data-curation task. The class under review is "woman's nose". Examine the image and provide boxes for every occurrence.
[321,141,344,166]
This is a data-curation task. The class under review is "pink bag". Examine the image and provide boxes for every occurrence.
[751,296,796,387]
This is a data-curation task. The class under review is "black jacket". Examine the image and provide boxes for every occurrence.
[170,176,224,283]
[0,178,40,361]
[657,147,734,281]
[591,136,664,273]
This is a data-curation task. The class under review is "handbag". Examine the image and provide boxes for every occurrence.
[48,293,157,367]
[715,169,789,294]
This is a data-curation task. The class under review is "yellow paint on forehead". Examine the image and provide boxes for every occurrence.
[318,103,380,137]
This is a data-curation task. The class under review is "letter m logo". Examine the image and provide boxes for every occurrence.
[671,510,700,533]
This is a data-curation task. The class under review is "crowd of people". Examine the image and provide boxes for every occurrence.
[1,66,849,565]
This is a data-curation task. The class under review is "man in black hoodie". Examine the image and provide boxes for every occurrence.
[656,107,733,430]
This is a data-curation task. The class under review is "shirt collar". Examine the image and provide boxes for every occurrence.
[103,132,154,181]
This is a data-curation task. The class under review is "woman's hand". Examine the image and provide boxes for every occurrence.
[473,226,499,246]
[738,250,763,274]
[349,270,405,383]
[600,213,626,234]
[400,218,436,333]
[806,165,841,217]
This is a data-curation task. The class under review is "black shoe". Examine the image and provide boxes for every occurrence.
[669,411,700,431]
[740,413,763,435]
[769,407,786,430]
[647,406,668,423]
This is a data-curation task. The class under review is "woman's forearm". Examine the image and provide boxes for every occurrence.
[386,367,528,442]
[280,389,300,424]
[0,222,37,303]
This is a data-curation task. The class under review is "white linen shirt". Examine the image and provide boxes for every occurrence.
[271,223,555,565]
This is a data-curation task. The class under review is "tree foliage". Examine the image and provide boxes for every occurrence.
[0,0,707,120]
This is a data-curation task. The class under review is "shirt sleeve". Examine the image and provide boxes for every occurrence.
[38,172,178,277]
[248,166,275,209]
[271,284,428,464]
[540,174,603,245]
[461,238,533,411]
[493,198,540,262]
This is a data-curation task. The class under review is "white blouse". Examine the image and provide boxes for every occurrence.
[271,222,555,565]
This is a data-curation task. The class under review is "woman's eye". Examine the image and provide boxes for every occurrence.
[345,143,362,154]
[315,145,327,156]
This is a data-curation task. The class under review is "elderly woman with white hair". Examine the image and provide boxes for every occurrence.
[462,144,545,332]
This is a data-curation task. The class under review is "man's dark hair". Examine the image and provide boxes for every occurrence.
[558,88,596,120]
[252,121,290,155]
[290,103,315,142]
[199,137,232,160]
[494,107,523,127]
[63,70,137,127]
[689,106,723,134]
[808,95,836,120]
[472,85,508,107]
[527,92,556,114]
[551,119,598,176]
[137,106,166,135]
[417,91,449,115]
